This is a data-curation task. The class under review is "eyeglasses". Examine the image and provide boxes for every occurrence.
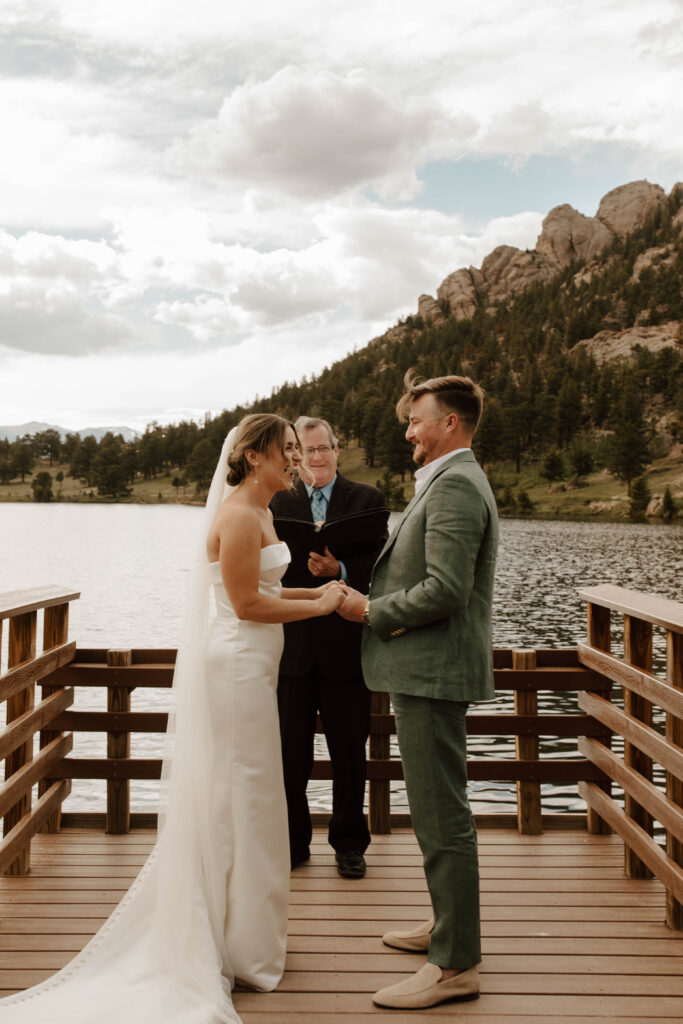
[302,445,333,456]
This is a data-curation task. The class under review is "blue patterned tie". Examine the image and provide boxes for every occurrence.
[310,488,326,523]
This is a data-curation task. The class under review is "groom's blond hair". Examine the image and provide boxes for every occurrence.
[396,370,485,436]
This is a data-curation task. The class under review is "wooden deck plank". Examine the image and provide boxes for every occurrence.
[288,935,683,956]
[233,991,683,1015]
[0,825,680,1023]
[286,891,666,906]
[275,971,683,994]
[236,1017,683,1024]
[5,872,662,892]
[281,951,683,974]
[237,1015,683,1024]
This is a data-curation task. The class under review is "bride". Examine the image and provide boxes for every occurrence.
[1,413,345,1024]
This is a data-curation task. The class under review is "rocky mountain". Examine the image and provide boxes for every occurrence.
[416,180,682,363]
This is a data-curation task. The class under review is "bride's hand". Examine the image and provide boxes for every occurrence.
[310,581,344,599]
[314,582,345,615]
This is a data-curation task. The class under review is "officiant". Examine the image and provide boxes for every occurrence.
[270,416,388,879]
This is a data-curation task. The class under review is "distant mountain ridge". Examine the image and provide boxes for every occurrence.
[0,422,138,443]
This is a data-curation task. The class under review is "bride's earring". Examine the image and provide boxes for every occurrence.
[253,462,260,484]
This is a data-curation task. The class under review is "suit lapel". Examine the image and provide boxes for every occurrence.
[374,451,476,564]
[326,473,352,521]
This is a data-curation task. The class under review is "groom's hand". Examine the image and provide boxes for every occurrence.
[337,587,367,622]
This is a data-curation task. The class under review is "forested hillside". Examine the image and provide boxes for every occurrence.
[2,183,681,518]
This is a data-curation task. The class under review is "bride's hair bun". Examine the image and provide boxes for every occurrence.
[226,450,248,487]
[225,413,296,486]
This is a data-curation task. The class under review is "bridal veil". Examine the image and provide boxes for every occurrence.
[1,428,242,1024]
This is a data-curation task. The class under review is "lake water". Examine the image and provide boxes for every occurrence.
[1,504,681,815]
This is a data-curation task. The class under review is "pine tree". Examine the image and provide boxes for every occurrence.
[541,450,565,486]
[186,439,218,492]
[662,486,677,520]
[11,435,35,482]
[375,469,406,511]
[92,434,131,497]
[516,489,534,515]
[629,476,651,521]
[607,381,650,495]
[31,471,53,502]
[376,406,412,478]
[568,441,594,484]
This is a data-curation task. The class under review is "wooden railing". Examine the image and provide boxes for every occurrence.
[30,645,608,838]
[0,586,80,875]
[577,584,683,930]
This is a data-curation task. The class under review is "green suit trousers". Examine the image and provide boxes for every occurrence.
[392,693,481,969]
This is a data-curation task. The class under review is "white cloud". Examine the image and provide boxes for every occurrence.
[167,66,454,201]
[0,284,130,355]
[0,229,130,354]
[0,0,679,424]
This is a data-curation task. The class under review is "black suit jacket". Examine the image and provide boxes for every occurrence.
[270,474,388,679]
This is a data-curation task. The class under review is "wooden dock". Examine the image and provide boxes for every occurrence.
[2,583,682,1020]
[1,825,681,1023]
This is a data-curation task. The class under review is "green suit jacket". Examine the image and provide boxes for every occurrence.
[361,450,499,702]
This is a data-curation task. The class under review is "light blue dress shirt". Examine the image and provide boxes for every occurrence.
[303,475,348,581]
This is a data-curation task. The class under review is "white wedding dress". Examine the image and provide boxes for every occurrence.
[205,545,290,989]
[0,520,292,1024]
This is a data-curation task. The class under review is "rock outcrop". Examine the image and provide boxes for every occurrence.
[631,245,677,282]
[417,293,443,322]
[416,180,678,328]
[573,322,682,363]
[646,494,666,517]
[480,245,555,302]
[436,267,484,321]
[595,180,666,238]
[537,204,613,268]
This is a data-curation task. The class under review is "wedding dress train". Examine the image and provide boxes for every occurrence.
[0,541,292,1024]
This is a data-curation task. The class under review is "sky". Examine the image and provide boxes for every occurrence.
[0,0,681,433]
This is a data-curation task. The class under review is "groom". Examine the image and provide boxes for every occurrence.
[338,371,498,1010]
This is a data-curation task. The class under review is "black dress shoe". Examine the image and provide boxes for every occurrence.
[291,850,310,869]
[335,851,366,878]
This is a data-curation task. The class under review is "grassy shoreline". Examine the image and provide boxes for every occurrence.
[2,443,681,522]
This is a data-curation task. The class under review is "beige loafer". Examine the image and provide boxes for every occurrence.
[372,962,480,1009]
[382,918,434,952]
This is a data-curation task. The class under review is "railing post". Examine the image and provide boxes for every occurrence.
[623,614,654,879]
[39,603,70,833]
[513,649,542,834]
[3,611,37,874]
[368,691,391,834]
[666,630,683,929]
[586,601,613,835]
[106,650,132,835]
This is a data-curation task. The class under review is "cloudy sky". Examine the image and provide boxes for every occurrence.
[0,0,681,432]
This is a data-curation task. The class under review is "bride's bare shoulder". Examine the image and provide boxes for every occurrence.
[215,495,257,529]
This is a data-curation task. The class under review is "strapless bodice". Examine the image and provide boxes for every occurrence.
[209,542,291,617]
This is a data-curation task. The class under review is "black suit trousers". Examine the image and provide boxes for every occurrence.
[277,667,371,860]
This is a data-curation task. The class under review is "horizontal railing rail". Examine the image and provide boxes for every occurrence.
[39,644,610,837]
[0,586,80,875]
[578,583,683,931]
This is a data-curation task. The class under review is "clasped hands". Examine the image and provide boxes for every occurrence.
[307,546,366,621]
[309,580,366,620]
[335,582,367,622]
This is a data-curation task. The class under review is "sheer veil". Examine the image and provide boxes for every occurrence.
[0,428,243,1024]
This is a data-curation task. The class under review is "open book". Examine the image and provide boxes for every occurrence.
[273,506,390,557]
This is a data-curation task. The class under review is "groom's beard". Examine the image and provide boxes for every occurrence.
[411,445,427,467]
